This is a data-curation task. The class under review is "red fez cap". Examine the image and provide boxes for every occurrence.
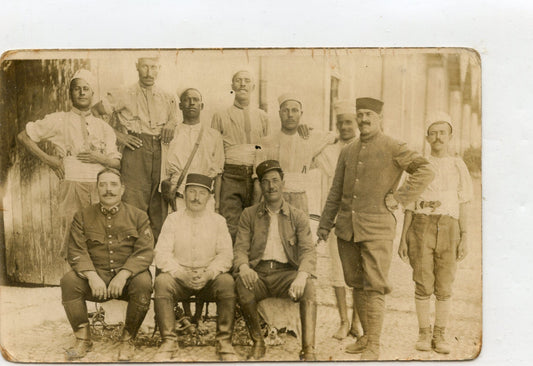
[185,173,213,192]
[356,97,384,114]
[256,160,283,181]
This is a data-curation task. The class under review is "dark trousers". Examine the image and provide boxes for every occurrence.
[121,133,165,241]
[60,270,152,334]
[154,272,236,303]
[219,164,254,243]
[235,261,316,304]
[337,238,393,295]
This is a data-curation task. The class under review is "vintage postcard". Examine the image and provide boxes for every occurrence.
[0,48,481,362]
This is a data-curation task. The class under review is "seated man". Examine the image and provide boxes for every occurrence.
[153,173,237,361]
[233,160,318,361]
[60,168,154,361]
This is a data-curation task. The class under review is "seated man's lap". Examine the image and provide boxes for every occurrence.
[155,272,235,302]
[61,270,152,303]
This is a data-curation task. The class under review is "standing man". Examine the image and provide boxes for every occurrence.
[234,160,317,361]
[162,88,224,212]
[313,100,362,340]
[17,69,121,256]
[256,93,336,214]
[93,56,178,240]
[398,113,473,354]
[153,174,237,361]
[211,70,270,242]
[317,97,434,360]
[60,168,154,361]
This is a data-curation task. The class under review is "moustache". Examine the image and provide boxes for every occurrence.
[190,199,201,204]
[103,193,116,197]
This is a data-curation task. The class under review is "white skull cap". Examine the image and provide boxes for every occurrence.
[426,111,454,134]
[278,92,302,107]
[70,69,96,90]
[334,99,356,115]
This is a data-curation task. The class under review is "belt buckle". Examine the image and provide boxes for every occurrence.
[270,261,274,269]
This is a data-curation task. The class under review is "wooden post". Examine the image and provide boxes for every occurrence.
[461,66,472,154]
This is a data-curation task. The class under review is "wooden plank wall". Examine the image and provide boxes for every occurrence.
[2,59,90,285]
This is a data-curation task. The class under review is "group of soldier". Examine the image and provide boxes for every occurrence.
[17,55,473,362]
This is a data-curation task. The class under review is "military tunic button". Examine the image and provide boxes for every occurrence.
[355,178,359,182]
[109,241,112,244]
[353,195,357,198]
[358,161,363,165]
[362,145,366,149]
[107,225,111,228]
[109,250,114,254]
[110,260,114,263]
[110,268,115,272]
[107,216,111,220]
[108,234,112,238]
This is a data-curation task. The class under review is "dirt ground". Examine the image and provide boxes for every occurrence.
[0,179,481,363]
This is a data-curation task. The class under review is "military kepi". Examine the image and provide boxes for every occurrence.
[356,97,384,114]
[256,160,283,181]
[185,173,213,192]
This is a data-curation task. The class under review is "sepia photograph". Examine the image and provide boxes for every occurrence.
[0,48,482,362]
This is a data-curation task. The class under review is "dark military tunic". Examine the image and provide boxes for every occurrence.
[67,202,154,281]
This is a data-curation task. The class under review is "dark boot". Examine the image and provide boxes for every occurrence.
[63,299,93,361]
[240,301,266,360]
[360,292,385,361]
[345,289,368,354]
[154,298,179,362]
[117,299,150,361]
[299,299,317,361]
[216,297,239,361]
[332,287,350,340]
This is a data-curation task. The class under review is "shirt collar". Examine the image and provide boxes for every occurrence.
[137,82,162,96]
[178,121,202,131]
[71,107,92,117]
[258,200,290,217]
[100,202,121,216]
[233,100,250,110]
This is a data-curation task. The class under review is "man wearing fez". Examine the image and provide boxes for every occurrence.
[234,160,317,361]
[211,70,270,242]
[93,55,179,241]
[313,99,363,340]
[162,88,224,213]
[17,69,121,256]
[398,112,473,354]
[60,168,154,361]
[255,93,335,214]
[153,173,237,361]
[317,97,434,360]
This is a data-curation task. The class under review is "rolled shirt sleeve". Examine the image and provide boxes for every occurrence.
[25,113,61,143]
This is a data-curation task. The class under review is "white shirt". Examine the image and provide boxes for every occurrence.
[154,208,233,277]
[261,208,289,263]
[25,109,121,182]
[257,129,336,192]
[165,122,224,194]
[406,155,474,219]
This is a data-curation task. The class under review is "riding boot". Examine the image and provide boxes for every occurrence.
[117,299,150,361]
[154,298,179,362]
[215,296,239,361]
[299,299,317,361]
[360,292,385,361]
[63,299,92,360]
[345,289,368,354]
[349,288,364,338]
[240,301,266,360]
